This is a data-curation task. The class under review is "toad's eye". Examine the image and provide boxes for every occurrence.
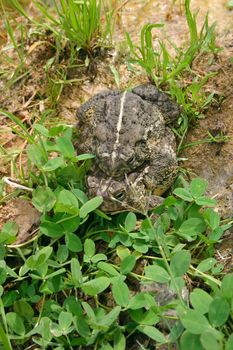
[114,191,126,201]
[127,155,136,166]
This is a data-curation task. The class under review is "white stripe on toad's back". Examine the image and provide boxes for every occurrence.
[111,91,127,166]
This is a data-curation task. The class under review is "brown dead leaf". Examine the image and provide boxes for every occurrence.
[0,198,40,245]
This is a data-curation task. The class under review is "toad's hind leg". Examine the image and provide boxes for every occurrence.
[131,132,177,197]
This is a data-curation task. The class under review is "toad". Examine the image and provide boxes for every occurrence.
[76,84,181,213]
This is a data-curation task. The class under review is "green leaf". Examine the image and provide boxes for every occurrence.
[131,308,159,326]
[120,255,136,275]
[170,250,191,277]
[195,197,217,206]
[75,153,95,161]
[180,331,204,350]
[144,265,170,283]
[58,311,73,333]
[226,333,233,350]
[57,164,79,183]
[71,258,82,286]
[64,297,82,317]
[158,212,170,232]
[203,208,220,230]
[99,343,113,350]
[32,186,56,213]
[128,293,148,310]
[82,301,96,321]
[5,265,17,279]
[91,254,107,263]
[42,157,65,171]
[163,195,177,206]
[6,312,25,335]
[36,317,52,342]
[112,278,129,307]
[173,188,193,202]
[110,65,120,88]
[116,246,130,260]
[178,218,206,237]
[124,212,137,232]
[54,189,79,215]
[137,325,167,343]
[65,232,82,252]
[79,196,103,218]
[14,300,34,320]
[56,136,75,158]
[190,178,208,198]
[226,0,233,9]
[133,242,149,253]
[170,276,185,293]
[27,143,45,167]
[114,330,126,350]
[221,273,233,299]
[196,258,217,273]
[208,227,224,242]
[50,323,62,337]
[179,309,211,334]
[82,277,110,296]
[0,245,5,260]
[60,215,80,232]
[26,246,53,269]
[19,264,30,277]
[97,262,120,276]
[57,245,68,263]
[200,331,221,350]
[48,125,68,136]
[72,189,88,204]
[55,189,79,215]
[0,267,7,285]
[43,140,58,152]
[0,221,18,244]
[208,297,230,326]
[34,123,49,136]
[99,306,121,327]
[143,309,160,325]
[167,206,179,220]
[190,289,213,314]
[40,220,64,238]
[84,239,95,258]
[74,316,90,338]
[2,291,18,307]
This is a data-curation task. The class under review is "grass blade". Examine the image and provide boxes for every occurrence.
[0,110,34,143]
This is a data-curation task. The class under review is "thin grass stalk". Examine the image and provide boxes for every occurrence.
[185,0,198,48]
[0,323,12,350]
[0,110,34,143]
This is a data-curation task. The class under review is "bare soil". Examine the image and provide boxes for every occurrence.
[182,41,233,219]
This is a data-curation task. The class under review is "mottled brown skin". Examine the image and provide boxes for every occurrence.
[76,84,181,213]
[87,173,165,214]
[132,84,180,123]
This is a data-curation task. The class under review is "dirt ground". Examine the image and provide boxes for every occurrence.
[123,0,233,218]
[0,1,233,262]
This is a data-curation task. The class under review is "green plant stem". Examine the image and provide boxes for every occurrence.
[56,213,80,224]
[0,110,34,143]
[147,217,187,308]
[176,127,188,154]
[16,247,26,262]
[0,298,12,350]
[35,294,46,327]
[0,323,12,350]
[189,265,221,286]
